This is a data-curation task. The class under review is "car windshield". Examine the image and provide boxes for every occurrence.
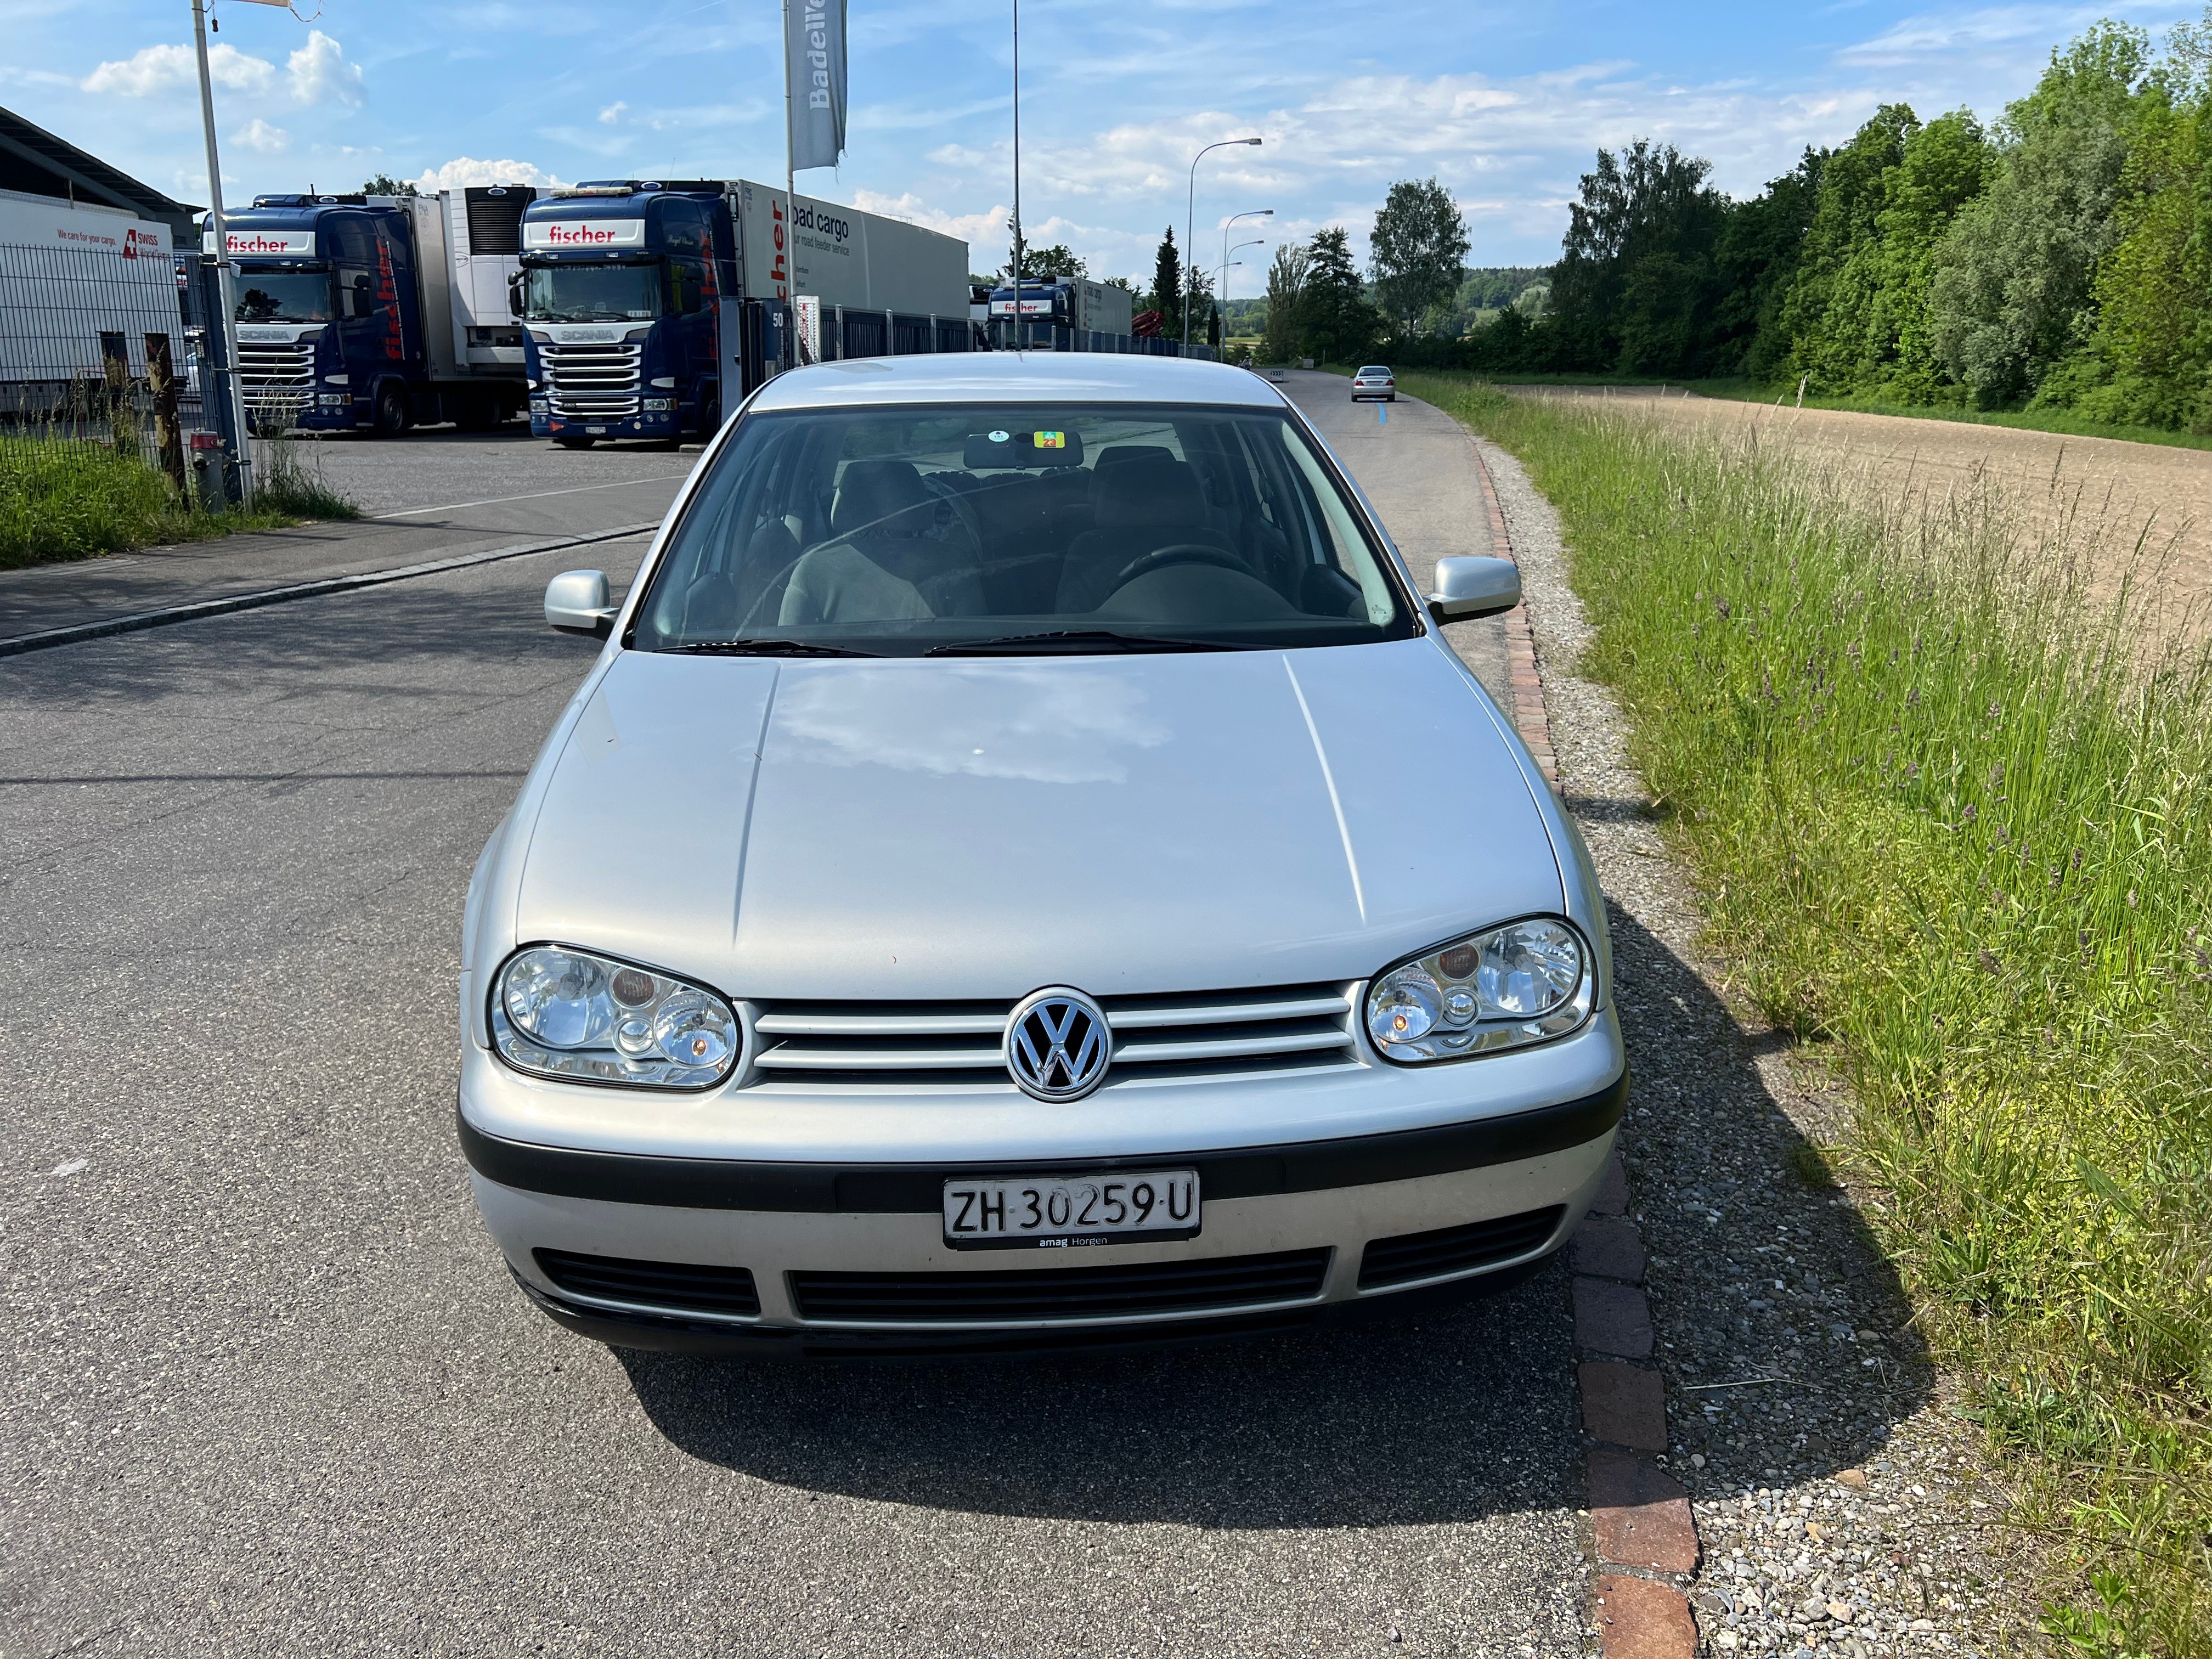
[523,262,663,322]
[1358,366,1391,376]
[631,402,1418,655]
[234,273,334,323]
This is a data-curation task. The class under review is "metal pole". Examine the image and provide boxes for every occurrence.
[1010,0,1023,342]
[190,0,252,505]
[782,0,800,367]
[1183,139,1261,349]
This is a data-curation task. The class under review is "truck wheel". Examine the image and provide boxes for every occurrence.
[554,436,596,450]
[372,385,411,438]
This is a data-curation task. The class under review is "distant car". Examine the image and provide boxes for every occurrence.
[1352,365,1396,402]
[459,352,1623,1358]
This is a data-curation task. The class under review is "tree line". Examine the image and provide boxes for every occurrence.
[1444,16,2212,426]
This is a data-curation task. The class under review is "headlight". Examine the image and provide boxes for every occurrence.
[490,945,740,1088]
[1365,918,1593,1063]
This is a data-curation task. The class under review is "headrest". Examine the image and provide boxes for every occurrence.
[832,459,932,538]
[1093,445,1175,473]
[1093,456,1206,529]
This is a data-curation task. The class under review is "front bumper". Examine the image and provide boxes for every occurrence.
[459,1067,1626,1358]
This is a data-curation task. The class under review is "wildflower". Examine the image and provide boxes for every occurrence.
[1987,701,2002,719]
[1978,949,2000,974]
[1905,763,1921,782]
[2128,890,2138,909]
[1908,687,1921,707]
[1988,763,2004,790]
[1961,803,1978,824]
[1717,597,1731,619]
[2071,849,2083,870]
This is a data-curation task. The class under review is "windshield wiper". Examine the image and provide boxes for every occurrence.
[924,630,1251,657]
[663,638,881,658]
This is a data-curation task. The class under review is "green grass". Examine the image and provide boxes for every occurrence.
[1402,369,2212,1657]
[0,431,356,569]
[1472,371,2212,453]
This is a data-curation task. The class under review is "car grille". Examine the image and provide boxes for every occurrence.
[534,1249,760,1318]
[789,1247,1331,1325]
[236,340,314,417]
[540,340,641,418]
[748,982,1360,1092]
[1356,1205,1564,1290]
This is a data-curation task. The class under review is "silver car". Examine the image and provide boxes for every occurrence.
[459,353,1624,1358]
[1351,365,1396,402]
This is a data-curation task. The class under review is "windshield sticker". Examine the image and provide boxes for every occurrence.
[988,430,1010,443]
[1032,431,1065,449]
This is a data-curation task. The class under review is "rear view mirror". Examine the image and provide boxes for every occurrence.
[1427,555,1521,623]
[962,427,1085,469]
[507,272,524,319]
[545,568,617,637]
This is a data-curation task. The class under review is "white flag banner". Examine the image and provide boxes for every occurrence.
[786,0,848,172]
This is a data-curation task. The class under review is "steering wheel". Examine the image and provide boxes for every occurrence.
[1108,543,1251,591]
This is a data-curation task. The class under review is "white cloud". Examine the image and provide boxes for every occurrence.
[84,42,272,97]
[286,31,363,108]
[598,100,627,123]
[233,118,290,155]
[412,156,569,192]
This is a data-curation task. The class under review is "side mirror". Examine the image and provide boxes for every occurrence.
[507,272,524,319]
[545,568,617,637]
[1427,555,1521,623]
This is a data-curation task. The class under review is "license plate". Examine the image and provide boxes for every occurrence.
[585,425,608,434]
[943,1170,1200,1251]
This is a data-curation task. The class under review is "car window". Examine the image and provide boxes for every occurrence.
[1358,365,1391,376]
[630,402,1416,654]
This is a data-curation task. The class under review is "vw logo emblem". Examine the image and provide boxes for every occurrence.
[1005,987,1112,1102]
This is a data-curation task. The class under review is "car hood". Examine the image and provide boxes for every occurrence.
[512,639,1562,1000]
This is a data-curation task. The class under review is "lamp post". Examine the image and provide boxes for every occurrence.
[1220,239,1263,301]
[189,0,263,505]
[1184,137,1260,346]
[1009,0,1023,347]
[1222,211,1272,308]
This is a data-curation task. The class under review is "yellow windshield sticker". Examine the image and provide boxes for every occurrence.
[1032,430,1065,449]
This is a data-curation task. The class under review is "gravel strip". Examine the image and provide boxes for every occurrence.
[1468,433,2044,1657]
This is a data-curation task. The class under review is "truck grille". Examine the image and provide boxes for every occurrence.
[541,340,641,418]
[235,340,314,419]
[748,983,1361,1092]
[789,1247,1332,1325]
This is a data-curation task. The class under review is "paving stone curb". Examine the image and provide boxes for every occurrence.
[1470,439,1700,1659]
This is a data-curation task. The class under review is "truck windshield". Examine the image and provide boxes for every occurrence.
[523,263,662,323]
[631,403,1418,655]
[234,273,334,323]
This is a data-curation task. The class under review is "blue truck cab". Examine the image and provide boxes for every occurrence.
[518,182,740,448]
[208,190,531,435]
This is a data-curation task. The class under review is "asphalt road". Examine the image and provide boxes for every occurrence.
[0,377,1582,1657]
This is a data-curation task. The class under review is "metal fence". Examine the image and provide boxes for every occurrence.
[0,240,215,499]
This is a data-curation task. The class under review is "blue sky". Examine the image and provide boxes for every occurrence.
[4,0,2200,294]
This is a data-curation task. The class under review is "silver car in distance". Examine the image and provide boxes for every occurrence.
[459,353,1625,1358]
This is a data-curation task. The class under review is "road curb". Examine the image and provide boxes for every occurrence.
[1469,438,1701,1659]
[0,520,663,660]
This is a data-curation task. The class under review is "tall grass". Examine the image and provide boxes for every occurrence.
[0,419,356,569]
[1404,371,2212,1656]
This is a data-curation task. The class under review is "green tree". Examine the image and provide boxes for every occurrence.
[1299,227,1380,363]
[1547,139,1726,374]
[1263,241,1311,361]
[1930,23,2158,406]
[1001,242,1087,283]
[1776,104,1998,397]
[2080,88,2210,424]
[1148,227,1182,327]
[1710,149,1826,377]
[1369,177,1470,334]
[360,173,418,197]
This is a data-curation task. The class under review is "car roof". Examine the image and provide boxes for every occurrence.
[747,351,1291,412]
[1358,365,1392,373]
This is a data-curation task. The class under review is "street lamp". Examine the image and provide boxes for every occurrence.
[1220,239,1263,301]
[1222,210,1272,306]
[1185,137,1261,346]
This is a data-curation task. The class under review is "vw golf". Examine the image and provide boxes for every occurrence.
[459,352,1626,1357]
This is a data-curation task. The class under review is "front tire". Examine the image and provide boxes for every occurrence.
[371,383,410,438]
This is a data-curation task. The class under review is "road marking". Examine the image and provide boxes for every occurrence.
[0,521,662,660]
[374,475,689,520]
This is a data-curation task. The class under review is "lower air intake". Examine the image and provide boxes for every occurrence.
[791,1248,1331,1324]
[535,1249,760,1318]
[1357,1206,1565,1290]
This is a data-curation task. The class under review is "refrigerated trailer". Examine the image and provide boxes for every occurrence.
[520,179,970,446]
[0,189,180,412]
[204,187,535,433]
